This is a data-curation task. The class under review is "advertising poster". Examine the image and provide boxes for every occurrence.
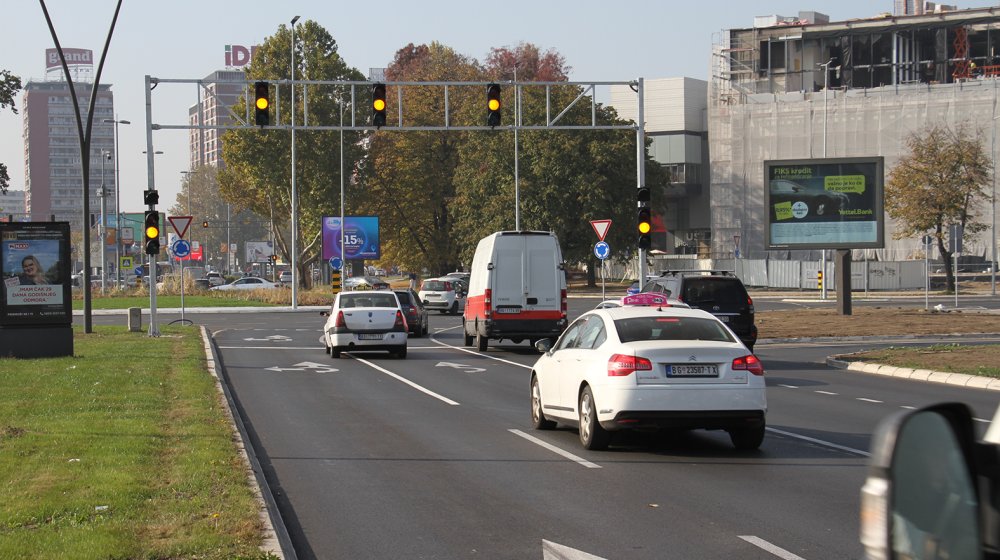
[765,157,884,250]
[0,222,72,326]
[322,216,381,260]
[245,241,274,263]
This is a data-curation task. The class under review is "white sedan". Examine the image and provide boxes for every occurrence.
[209,277,279,291]
[321,290,408,358]
[529,305,766,451]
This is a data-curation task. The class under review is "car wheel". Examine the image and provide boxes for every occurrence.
[450,301,459,315]
[324,343,331,355]
[531,377,556,430]
[331,348,341,359]
[464,324,474,346]
[394,346,407,359]
[412,323,423,338]
[476,329,488,351]
[578,386,609,450]
[729,423,765,451]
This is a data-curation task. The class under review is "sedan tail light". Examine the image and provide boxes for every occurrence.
[394,310,407,331]
[732,354,764,376]
[608,354,652,377]
[334,310,346,328]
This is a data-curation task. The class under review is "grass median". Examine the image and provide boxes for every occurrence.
[0,325,274,560]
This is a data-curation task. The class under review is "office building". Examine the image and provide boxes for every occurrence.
[188,70,245,169]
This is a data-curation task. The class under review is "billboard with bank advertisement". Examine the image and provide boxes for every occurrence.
[0,222,72,326]
[321,216,381,260]
[765,157,885,250]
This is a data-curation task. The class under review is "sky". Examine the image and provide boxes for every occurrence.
[1,0,912,214]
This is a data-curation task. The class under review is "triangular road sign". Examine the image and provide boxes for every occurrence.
[590,219,612,242]
[168,216,193,239]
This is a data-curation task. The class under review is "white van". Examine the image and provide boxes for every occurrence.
[462,231,568,351]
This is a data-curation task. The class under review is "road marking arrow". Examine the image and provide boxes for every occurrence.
[543,540,607,560]
[243,335,292,342]
[266,361,338,374]
[435,361,486,373]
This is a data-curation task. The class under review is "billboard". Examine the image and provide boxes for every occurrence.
[0,222,72,326]
[245,241,274,263]
[765,157,884,250]
[322,216,381,260]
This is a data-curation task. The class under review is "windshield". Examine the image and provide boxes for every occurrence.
[614,316,736,343]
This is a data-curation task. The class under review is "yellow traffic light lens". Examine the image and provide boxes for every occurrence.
[638,222,651,234]
[256,97,269,110]
[145,226,159,239]
[373,98,386,111]
[488,99,501,111]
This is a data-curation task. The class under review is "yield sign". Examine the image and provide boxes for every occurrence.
[590,219,612,242]
[168,216,193,239]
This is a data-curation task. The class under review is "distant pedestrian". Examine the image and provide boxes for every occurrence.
[408,272,417,291]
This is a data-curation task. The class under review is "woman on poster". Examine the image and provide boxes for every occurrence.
[17,255,50,285]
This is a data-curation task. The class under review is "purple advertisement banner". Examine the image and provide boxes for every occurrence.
[322,216,381,260]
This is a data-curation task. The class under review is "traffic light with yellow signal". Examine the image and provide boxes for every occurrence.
[144,210,160,255]
[254,81,269,126]
[372,83,387,127]
[487,83,501,127]
[637,187,652,251]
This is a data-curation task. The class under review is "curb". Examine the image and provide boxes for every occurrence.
[825,354,1000,391]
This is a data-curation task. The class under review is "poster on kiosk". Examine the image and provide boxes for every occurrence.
[0,222,72,327]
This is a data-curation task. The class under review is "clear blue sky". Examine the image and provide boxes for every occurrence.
[2,0,907,212]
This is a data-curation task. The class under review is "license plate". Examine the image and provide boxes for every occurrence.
[666,364,719,377]
[717,315,730,322]
[356,333,384,340]
[496,307,521,314]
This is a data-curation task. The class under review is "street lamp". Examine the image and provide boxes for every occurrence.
[290,14,301,308]
[99,149,112,294]
[104,117,130,289]
[818,58,840,301]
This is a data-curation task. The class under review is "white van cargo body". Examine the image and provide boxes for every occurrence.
[462,231,568,351]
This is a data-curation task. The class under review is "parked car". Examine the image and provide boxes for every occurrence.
[344,276,389,290]
[209,277,280,291]
[529,305,767,450]
[419,277,466,315]
[320,290,408,358]
[394,288,429,337]
[205,272,225,287]
[642,270,757,351]
[278,270,293,285]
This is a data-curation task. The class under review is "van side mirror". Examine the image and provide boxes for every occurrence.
[860,402,995,559]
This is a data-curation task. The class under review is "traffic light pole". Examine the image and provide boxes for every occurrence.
[636,78,648,284]
[144,75,160,337]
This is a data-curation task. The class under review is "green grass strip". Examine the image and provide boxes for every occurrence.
[0,326,276,559]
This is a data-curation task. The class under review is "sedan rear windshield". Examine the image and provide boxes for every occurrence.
[421,281,451,291]
[614,316,736,343]
[340,294,398,308]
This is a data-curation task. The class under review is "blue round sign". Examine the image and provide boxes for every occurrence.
[134,266,144,277]
[594,241,610,260]
[329,256,343,271]
[172,239,191,258]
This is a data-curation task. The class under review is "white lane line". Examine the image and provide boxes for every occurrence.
[814,390,838,395]
[766,427,870,457]
[351,356,460,406]
[900,405,916,410]
[509,429,602,469]
[738,536,808,560]
[857,398,883,403]
[430,327,534,370]
[778,384,799,389]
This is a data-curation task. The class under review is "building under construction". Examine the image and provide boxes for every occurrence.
[710,5,1000,261]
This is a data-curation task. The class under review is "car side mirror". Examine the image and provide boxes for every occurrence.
[860,402,992,559]
[534,338,553,353]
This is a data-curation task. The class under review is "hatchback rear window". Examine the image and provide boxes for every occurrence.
[421,281,450,291]
[395,291,411,304]
[681,279,748,305]
[614,317,736,343]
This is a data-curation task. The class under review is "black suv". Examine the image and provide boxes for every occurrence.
[641,270,758,351]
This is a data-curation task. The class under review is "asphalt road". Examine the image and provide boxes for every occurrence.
[90,298,1000,559]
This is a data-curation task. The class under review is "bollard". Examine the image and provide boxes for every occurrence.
[128,307,142,332]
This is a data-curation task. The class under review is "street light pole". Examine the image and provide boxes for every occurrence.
[99,150,110,294]
[104,118,129,289]
[818,58,838,301]
[290,15,300,309]
[992,81,998,296]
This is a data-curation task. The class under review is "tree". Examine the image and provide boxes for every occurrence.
[174,166,268,274]
[219,21,366,288]
[356,42,483,276]
[0,69,23,195]
[885,123,991,293]
[451,43,668,285]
